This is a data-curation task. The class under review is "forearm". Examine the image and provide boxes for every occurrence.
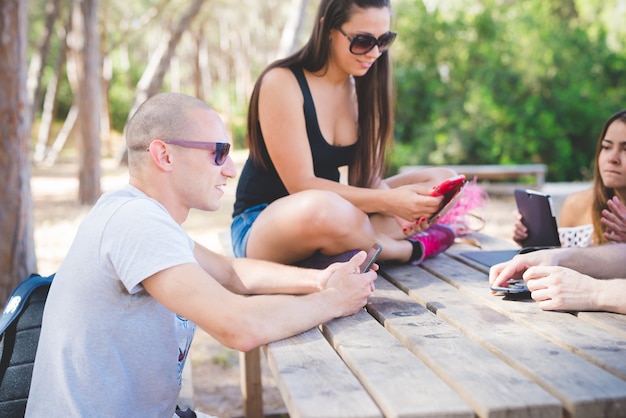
[145,263,344,350]
[193,242,320,295]
[230,257,321,295]
[212,290,347,351]
[593,279,626,314]
[554,244,626,279]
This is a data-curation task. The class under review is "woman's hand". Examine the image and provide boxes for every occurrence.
[395,215,430,237]
[384,185,442,225]
[602,196,626,243]
[512,210,527,246]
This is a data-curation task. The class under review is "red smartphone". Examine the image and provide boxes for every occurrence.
[428,175,466,223]
[359,243,382,273]
[430,174,466,197]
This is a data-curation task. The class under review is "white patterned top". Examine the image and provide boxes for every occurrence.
[559,224,594,248]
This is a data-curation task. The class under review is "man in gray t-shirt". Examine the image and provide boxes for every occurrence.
[27,93,377,418]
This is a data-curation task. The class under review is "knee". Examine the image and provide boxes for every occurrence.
[294,190,365,236]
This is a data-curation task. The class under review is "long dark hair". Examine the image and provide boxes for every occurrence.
[246,0,394,188]
[591,109,626,244]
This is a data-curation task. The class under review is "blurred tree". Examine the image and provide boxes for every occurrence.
[27,0,62,120]
[391,0,625,181]
[72,0,101,204]
[277,0,311,58]
[19,0,625,183]
[116,0,206,165]
[0,0,37,303]
[32,8,70,165]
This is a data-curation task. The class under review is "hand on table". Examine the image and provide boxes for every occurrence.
[523,265,596,312]
[489,248,560,289]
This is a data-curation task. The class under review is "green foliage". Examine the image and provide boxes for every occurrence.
[391,0,626,181]
[26,0,625,182]
[108,63,144,132]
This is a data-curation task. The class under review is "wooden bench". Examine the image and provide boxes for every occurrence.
[400,164,547,192]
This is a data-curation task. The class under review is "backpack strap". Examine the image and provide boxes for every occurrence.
[0,273,55,336]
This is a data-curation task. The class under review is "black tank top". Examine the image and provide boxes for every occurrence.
[233,65,357,217]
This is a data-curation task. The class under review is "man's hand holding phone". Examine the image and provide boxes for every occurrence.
[359,243,382,273]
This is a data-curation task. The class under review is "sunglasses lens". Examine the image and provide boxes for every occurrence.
[215,143,230,165]
[378,32,396,51]
[350,35,377,54]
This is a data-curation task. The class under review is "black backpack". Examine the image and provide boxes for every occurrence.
[0,273,54,417]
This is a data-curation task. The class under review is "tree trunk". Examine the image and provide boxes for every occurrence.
[27,0,63,119]
[277,0,310,58]
[34,16,70,164]
[43,104,78,166]
[73,0,101,204]
[117,0,207,166]
[0,0,37,304]
[131,0,206,115]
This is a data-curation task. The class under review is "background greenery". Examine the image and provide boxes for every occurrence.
[28,0,626,181]
[392,0,625,180]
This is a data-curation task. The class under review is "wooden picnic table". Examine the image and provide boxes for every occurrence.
[242,233,626,417]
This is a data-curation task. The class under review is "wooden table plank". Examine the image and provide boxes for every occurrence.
[250,233,625,417]
[368,278,561,418]
[419,256,626,382]
[382,259,626,417]
[577,311,626,340]
[322,309,474,418]
[264,326,382,418]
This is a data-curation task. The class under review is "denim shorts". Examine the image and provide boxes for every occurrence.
[230,203,268,258]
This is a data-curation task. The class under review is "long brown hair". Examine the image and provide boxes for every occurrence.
[246,0,394,188]
[591,109,626,244]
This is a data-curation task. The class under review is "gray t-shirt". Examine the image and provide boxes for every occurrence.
[26,185,197,417]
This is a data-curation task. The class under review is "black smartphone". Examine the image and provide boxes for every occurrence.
[359,243,382,273]
[490,279,529,294]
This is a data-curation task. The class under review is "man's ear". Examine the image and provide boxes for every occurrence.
[147,140,174,171]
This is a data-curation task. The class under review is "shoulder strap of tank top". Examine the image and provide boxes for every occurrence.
[289,65,315,114]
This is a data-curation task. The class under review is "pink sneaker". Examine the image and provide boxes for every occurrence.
[406,224,456,265]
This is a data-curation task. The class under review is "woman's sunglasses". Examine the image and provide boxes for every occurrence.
[160,140,231,166]
[337,27,397,55]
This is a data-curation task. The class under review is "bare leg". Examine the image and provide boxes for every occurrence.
[245,167,457,264]
[245,190,414,263]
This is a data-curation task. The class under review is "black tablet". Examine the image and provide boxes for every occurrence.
[514,188,561,248]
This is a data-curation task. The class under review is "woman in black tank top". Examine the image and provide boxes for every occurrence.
[231,0,458,267]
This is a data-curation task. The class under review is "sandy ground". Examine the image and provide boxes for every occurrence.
[31,150,589,417]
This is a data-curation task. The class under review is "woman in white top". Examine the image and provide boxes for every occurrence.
[514,109,626,247]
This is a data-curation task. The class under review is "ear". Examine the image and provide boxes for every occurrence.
[147,140,174,171]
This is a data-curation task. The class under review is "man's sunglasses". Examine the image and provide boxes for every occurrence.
[337,27,397,55]
[160,140,231,166]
